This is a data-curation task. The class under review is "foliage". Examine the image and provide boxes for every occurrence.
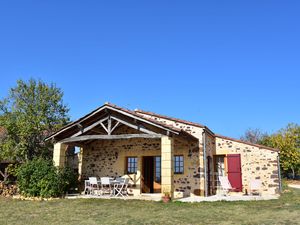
[16,158,77,198]
[259,123,300,179]
[0,163,18,184]
[240,128,268,144]
[0,79,69,161]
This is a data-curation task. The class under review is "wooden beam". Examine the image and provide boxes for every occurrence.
[107,115,112,135]
[100,122,108,134]
[111,116,158,135]
[106,106,179,135]
[45,107,108,141]
[71,116,109,138]
[110,121,120,134]
[60,134,162,143]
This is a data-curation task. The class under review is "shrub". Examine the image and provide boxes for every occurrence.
[17,158,77,198]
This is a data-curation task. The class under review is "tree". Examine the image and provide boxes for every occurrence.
[260,124,300,179]
[240,128,267,144]
[0,79,70,161]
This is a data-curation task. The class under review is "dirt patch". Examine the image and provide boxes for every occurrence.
[286,180,300,185]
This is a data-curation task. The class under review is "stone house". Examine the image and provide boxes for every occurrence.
[46,103,281,198]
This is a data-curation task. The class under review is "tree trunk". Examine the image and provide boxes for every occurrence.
[0,168,9,182]
[291,167,295,179]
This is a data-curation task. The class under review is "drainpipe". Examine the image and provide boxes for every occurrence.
[277,153,282,193]
[203,130,208,197]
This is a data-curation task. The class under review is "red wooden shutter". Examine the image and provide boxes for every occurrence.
[227,154,242,192]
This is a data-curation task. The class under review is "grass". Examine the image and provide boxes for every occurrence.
[0,188,300,225]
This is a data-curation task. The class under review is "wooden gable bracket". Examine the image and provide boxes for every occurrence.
[70,114,158,138]
[110,115,158,135]
[76,123,83,131]
[71,116,109,138]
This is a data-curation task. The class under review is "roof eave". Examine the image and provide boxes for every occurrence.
[45,103,182,142]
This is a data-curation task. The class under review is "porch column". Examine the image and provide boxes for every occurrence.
[78,147,84,179]
[53,142,68,168]
[161,136,174,198]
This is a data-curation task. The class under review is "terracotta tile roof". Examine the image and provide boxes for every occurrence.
[215,134,279,152]
[135,109,215,135]
[45,102,279,152]
[135,109,278,151]
[135,109,205,128]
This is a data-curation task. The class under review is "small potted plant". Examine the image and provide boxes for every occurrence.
[162,191,171,203]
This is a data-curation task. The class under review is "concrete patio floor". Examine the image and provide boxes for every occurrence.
[288,184,300,189]
[177,194,280,202]
[66,193,280,202]
[66,193,162,201]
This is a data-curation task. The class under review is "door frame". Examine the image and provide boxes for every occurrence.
[141,156,161,194]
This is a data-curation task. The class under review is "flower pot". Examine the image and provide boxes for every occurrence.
[162,196,171,203]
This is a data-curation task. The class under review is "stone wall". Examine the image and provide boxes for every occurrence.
[135,112,214,195]
[80,135,199,197]
[205,132,216,195]
[173,138,200,196]
[215,137,280,195]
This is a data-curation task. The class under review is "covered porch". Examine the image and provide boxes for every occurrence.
[47,104,198,199]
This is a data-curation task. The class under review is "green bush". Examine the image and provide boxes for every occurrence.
[17,158,77,198]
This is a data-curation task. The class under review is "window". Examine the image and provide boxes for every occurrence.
[154,156,161,183]
[126,157,138,174]
[174,155,184,174]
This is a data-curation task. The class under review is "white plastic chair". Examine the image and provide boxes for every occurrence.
[250,179,262,196]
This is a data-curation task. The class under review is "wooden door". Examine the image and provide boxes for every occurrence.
[142,157,154,193]
[227,154,242,192]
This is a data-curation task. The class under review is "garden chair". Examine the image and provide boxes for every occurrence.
[84,179,92,195]
[218,176,236,196]
[89,177,100,195]
[100,177,112,196]
[114,178,130,197]
[250,179,262,196]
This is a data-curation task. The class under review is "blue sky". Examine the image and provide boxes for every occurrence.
[0,1,299,138]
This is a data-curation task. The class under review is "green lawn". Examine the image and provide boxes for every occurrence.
[1,188,300,225]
